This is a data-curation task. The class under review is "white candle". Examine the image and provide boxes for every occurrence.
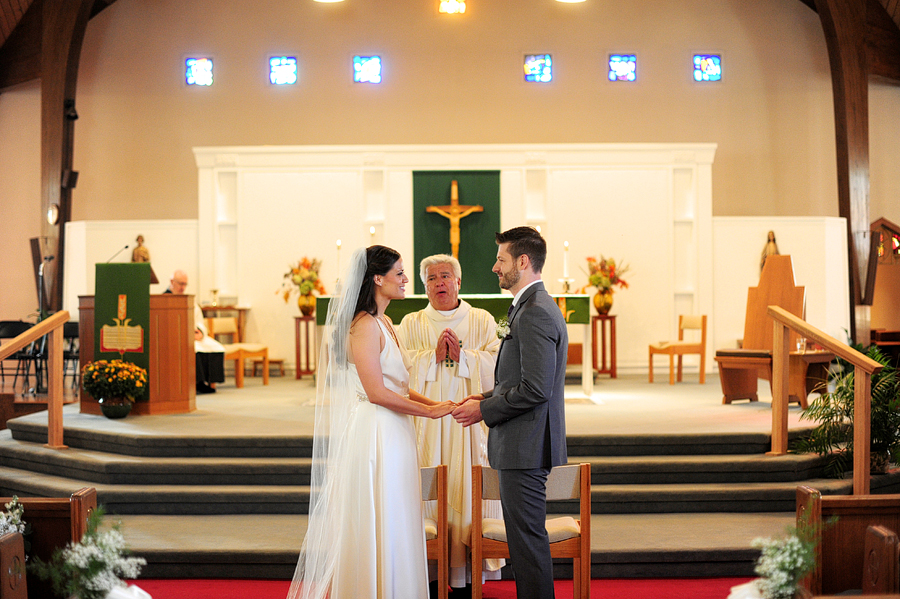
[563,241,569,279]
[370,226,375,243]
[336,239,342,273]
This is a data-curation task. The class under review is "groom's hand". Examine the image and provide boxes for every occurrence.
[452,397,484,427]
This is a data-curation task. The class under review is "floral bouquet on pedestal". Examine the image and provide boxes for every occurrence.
[581,255,630,315]
[279,257,327,316]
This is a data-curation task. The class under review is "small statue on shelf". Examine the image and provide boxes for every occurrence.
[760,230,779,274]
[131,234,151,263]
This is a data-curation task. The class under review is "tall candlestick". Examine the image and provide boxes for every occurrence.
[563,241,569,279]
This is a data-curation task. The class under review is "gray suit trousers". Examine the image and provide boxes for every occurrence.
[498,467,555,599]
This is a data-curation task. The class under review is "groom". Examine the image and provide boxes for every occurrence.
[452,226,568,599]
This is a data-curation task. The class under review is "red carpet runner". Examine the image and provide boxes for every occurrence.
[130,577,753,598]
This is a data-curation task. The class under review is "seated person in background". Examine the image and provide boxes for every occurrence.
[165,270,225,394]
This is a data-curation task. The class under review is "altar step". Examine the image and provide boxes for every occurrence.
[118,512,796,579]
[0,428,827,486]
[4,427,900,515]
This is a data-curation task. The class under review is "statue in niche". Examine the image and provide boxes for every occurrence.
[131,234,151,263]
[760,230,779,274]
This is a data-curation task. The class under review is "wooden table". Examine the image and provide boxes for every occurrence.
[200,305,250,342]
[592,315,617,378]
[294,316,316,378]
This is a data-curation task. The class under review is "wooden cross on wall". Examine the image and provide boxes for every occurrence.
[426,180,484,259]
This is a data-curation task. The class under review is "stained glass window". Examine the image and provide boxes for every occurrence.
[185,58,214,86]
[270,57,298,85]
[693,54,721,82]
[353,56,382,84]
[524,54,552,82]
[609,54,637,82]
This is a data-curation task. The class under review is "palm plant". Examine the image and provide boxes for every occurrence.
[792,346,900,478]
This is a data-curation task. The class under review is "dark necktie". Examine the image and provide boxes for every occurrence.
[507,302,514,320]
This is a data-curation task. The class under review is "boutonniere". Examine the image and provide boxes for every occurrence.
[496,317,510,340]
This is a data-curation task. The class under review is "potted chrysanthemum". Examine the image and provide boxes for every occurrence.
[81,360,148,419]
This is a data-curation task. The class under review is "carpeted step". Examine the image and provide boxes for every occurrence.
[0,434,310,485]
[6,463,900,516]
[109,512,797,579]
[5,419,313,458]
[0,432,827,486]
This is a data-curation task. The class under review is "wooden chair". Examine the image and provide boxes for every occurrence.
[714,255,808,405]
[649,315,707,384]
[797,486,900,595]
[422,465,449,599]
[471,463,591,599]
[0,532,27,599]
[207,317,269,388]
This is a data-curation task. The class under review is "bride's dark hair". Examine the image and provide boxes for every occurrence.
[355,245,401,316]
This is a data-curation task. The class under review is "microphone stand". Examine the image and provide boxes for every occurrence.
[32,255,54,394]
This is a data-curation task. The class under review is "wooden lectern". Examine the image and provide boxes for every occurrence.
[78,294,196,415]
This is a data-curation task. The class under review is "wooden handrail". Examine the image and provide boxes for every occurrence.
[767,305,883,494]
[0,310,69,449]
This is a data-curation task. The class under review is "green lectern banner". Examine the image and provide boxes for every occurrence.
[94,264,151,399]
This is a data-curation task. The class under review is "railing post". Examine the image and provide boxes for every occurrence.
[769,319,791,456]
[45,323,67,449]
[853,366,871,495]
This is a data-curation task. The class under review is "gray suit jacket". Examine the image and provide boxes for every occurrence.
[480,281,568,470]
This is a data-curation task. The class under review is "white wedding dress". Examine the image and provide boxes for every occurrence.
[326,318,429,599]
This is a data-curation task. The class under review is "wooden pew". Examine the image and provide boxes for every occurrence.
[0,532,27,599]
[797,486,900,595]
[863,525,900,594]
[0,488,97,599]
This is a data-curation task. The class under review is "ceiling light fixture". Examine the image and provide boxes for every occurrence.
[439,0,466,13]
[556,0,586,3]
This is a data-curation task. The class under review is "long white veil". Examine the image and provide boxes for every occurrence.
[287,247,367,599]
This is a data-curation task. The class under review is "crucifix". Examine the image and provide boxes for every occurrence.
[426,180,483,259]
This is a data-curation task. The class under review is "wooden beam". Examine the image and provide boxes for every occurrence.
[867,0,900,82]
[815,0,873,343]
[40,0,94,311]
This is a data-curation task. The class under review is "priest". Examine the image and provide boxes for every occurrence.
[397,254,504,597]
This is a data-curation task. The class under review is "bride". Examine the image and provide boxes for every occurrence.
[288,245,457,599]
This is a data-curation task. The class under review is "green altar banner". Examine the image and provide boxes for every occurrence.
[316,294,590,325]
[94,263,151,399]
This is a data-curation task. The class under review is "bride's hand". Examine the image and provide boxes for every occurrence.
[428,401,457,419]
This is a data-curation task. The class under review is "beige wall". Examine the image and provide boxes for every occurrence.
[2,0,900,321]
[0,80,41,321]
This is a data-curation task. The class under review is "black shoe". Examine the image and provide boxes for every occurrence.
[196,383,216,394]
[449,585,472,599]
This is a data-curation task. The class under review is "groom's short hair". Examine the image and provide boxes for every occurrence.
[495,226,546,273]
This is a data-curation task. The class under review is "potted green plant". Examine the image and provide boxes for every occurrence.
[81,359,148,419]
[792,345,900,477]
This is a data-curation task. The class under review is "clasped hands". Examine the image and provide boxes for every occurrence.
[434,328,461,363]
[429,393,482,424]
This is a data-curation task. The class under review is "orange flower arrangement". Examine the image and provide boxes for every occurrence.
[583,256,630,292]
[280,257,326,301]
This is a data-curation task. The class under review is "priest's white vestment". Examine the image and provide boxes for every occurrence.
[398,300,504,587]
